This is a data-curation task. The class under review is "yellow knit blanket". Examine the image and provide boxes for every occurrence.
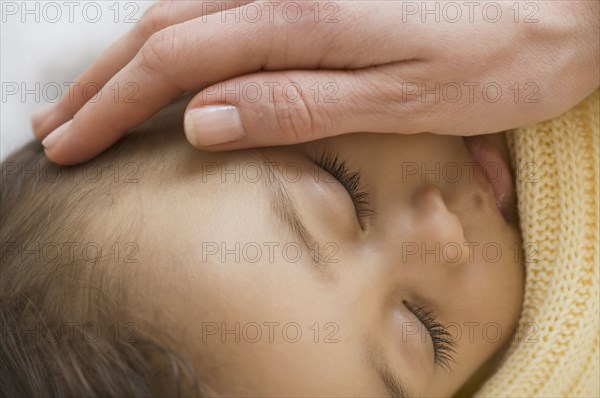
[476,90,599,397]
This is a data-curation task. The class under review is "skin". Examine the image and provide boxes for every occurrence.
[119,130,524,397]
[32,0,599,165]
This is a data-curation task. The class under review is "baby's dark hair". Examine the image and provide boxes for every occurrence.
[1,101,207,397]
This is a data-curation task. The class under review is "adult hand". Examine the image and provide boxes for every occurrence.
[33,0,599,165]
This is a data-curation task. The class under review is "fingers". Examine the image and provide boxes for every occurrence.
[42,0,423,164]
[183,65,432,150]
[40,2,280,165]
[32,0,254,140]
[40,1,348,164]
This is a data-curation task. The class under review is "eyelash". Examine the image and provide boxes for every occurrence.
[314,151,455,368]
[406,302,457,370]
[314,150,375,228]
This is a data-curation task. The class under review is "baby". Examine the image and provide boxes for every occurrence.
[1,91,597,397]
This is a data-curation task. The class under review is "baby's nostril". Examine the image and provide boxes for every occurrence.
[471,192,485,209]
[410,184,468,259]
[411,184,445,210]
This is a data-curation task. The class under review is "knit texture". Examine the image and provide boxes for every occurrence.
[476,90,599,397]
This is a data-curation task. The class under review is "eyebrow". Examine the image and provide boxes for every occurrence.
[258,153,330,272]
[367,338,413,398]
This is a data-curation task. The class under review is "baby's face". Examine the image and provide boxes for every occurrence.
[129,132,523,397]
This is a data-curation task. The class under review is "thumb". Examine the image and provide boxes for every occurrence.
[183,68,425,150]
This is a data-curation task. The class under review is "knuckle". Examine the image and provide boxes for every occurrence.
[137,1,175,38]
[137,27,177,77]
[356,70,436,132]
[358,73,404,112]
[269,0,323,30]
[270,81,318,144]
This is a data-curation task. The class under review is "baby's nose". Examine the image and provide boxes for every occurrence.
[408,185,470,265]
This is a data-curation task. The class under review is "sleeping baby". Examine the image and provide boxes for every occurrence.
[1,91,597,397]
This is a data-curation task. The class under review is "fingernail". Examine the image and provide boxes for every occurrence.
[31,103,55,131]
[42,119,72,149]
[184,105,246,147]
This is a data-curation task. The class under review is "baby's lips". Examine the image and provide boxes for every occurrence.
[464,136,515,223]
